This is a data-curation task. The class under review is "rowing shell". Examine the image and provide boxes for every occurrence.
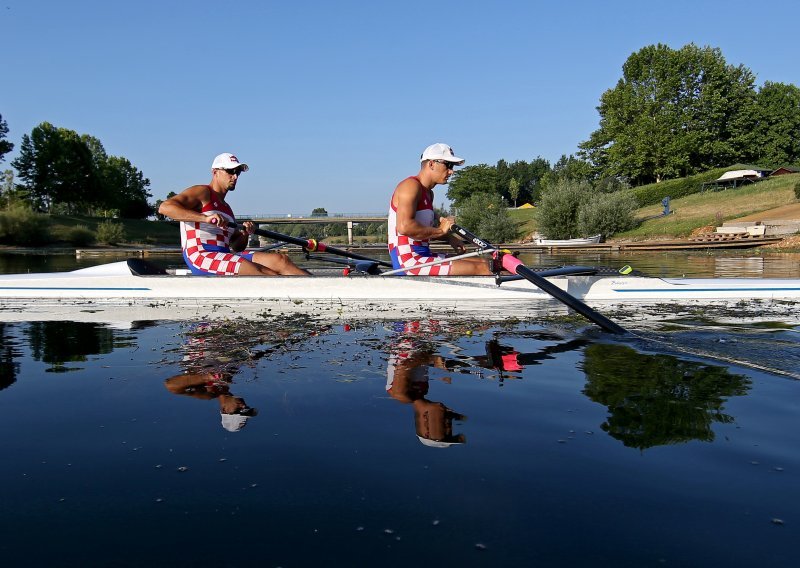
[1,260,798,323]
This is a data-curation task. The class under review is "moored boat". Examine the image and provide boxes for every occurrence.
[534,234,603,246]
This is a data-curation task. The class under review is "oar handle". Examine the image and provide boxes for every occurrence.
[220,221,393,268]
[450,224,495,249]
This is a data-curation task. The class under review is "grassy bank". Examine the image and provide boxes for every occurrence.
[46,215,179,247]
[7,171,798,249]
[508,172,800,242]
[620,173,800,239]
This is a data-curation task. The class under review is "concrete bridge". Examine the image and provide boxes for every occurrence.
[242,215,388,245]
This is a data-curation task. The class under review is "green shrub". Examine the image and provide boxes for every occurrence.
[577,191,638,238]
[0,204,52,246]
[534,179,590,239]
[456,193,520,243]
[96,220,126,245]
[794,181,800,200]
[67,225,96,246]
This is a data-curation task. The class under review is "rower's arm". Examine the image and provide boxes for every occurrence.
[394,181,449,240]
[158,185,220,225]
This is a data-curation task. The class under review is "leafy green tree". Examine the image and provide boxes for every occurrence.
[451,158,552,207]
[12,122,152,217]
[12,122,101,212]
[96,220,126,245]
[1,169,14,205]
[446,164,500,205]
[540,154,594,192]
[508,178,520,207]
[579,44,756,184]
[749,82,800,166]
[577,191,638,238]
[101,156,152,218]
[534,178,591,239]
[0,114,13,163]
[455,193,519,243]
[311,207,328,217]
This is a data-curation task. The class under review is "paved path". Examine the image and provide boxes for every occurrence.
[732,202,800,222]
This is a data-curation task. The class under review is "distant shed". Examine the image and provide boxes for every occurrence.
[770,166,800,176]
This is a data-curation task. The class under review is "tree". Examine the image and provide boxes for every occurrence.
[0,114,13,163]
[540,154,594,192]
[576,191,638,238]
[508,178,520,207]
[534,179,591,239]
[1,170,14,205]
[101,156,153,218]
[749,82,800,166]
[455,193,519,243]
[579,44,756,185]
[12,122,100,212]
[311,207,328,217]
[447,158,553,207]
[12,122,152,217]
[446,164,500,205]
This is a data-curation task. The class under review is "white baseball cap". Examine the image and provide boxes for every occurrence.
[420,143,464,164]
[221,413,249,432]
[417,435,464,448]
[211,153,249,172]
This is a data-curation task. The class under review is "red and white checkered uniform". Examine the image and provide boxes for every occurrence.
[180,192,247,275]
[387,177,451,276]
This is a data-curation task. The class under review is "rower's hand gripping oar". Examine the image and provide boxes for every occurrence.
[450,224,627,335]
[218,220,392,269]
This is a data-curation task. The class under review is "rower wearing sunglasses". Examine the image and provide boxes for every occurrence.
[158,153,309,276]
[388,143,494,276]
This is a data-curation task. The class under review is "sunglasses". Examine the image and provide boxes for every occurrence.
[222,167,245,176]
[434,160,457,171]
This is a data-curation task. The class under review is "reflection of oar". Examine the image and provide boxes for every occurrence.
[450,224,627,335]
[225,222,392,268]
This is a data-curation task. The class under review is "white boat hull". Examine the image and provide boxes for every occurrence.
[1,260,798,323]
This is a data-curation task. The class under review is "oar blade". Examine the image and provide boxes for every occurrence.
[502,255,626,335]
[450,223,626,335]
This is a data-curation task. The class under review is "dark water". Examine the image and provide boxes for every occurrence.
[0,316,798,567]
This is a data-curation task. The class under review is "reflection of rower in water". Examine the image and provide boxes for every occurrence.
[386,323,466,447]
[164,322,259,432]
[164,371,258,432]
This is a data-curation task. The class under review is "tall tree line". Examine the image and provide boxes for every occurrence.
[579,43,800,185]
[448,43,800,209]
[3,120,152,218]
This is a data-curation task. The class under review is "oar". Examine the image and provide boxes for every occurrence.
[225,222,393,268]
[450,224,627,335]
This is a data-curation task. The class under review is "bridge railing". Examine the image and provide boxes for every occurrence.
[244,214,388,245]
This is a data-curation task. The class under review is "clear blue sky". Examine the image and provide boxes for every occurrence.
[3,0,798,216]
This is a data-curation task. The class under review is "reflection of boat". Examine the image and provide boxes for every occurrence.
[1,259,799,322]
[534,234,602,246]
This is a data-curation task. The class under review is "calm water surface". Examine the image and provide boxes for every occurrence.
[1,251,799,566]
[0,314,798,567]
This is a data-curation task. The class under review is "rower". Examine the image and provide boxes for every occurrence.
[158,153,309,276]
[387,143,494,276]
